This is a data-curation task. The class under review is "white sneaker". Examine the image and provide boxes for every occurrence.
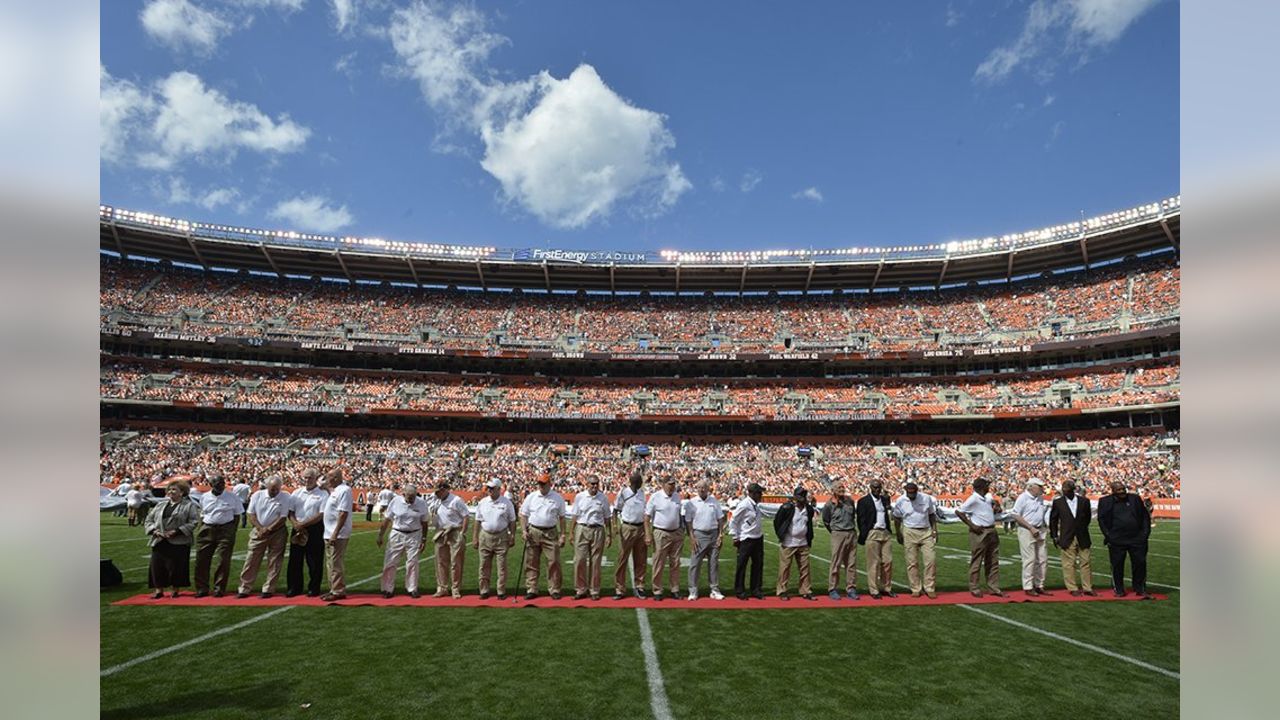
[709,590,725,601]
[687,592,698,601]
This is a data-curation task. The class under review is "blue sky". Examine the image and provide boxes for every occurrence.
[101,1,1178,253]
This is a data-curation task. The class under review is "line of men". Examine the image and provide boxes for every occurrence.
[175,466,1156,602]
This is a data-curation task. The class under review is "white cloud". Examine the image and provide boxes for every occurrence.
[1043,93,1056,107]
[234,0,306,10]
[1045,119,1066,149]
[792,187,824,203]
[739,169,763,193]
[100,67,310,169]
[269,195,354,232]
[478,65,690,228]
[390,1,506,115]
[331,0,358,32]
[390,0,690,229]
[945,3,962,27]
[139,0,232,54]
[709,175,726,193]
[975,0,1162,84]
[1069,0,1161,44]
[100,67,155,165]
[162,177,245,211]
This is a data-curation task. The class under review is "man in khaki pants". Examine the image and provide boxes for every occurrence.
[645,476,684,601]
[892,482,938,598]
[956,477,1006,598]
[570,476,613,600]
[820,485,859,600]
[474,479,516,599]
[772,486,816,601]
[1049,479,1097,596]
[320,467,353,602]
[237,475,291,599]
[857,480,897,599]
[519,473,567,600]
[612,470,648,600]
[429,479,470,598]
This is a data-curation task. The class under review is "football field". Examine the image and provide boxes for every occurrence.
[100,515,1180,719]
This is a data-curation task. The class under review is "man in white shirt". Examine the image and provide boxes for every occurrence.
[519,472,568,600]
[321,467,354,602]
[193,473,243,598]
[612,469,649,600]
[955,477,1005,598]
[232,479,252,529]
[729,482,766,600]
[126,485,145,526]
[1012,478,1051,596]
[684,479,726,601]
[237,475,292,599]
[377,484,430,598]
[773,486,817,601]
[569,476,613,600]
[286,468,328,597]
[645,475,684,601]
[892,481,939,598]
[376,485,395,519]
[429,479,471,599]
[473,479,517,599]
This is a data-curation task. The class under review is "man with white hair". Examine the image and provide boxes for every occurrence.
[429,478,470,598]
[286,468,328,597]
[569,476,613,601]
[474,479,517,599]
[320,467,354,602]
[1012,478,1051,596]
[237,475,292,599]
[684,479,726,601]
[377,483,430,599]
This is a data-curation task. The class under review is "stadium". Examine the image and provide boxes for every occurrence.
[99,197,1181,718]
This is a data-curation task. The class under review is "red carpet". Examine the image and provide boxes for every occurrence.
[114,590,1164,609]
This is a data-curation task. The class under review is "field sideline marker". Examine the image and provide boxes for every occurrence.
[956,604,1180,680]
[636,609,674,720]
[102,554,433,676]
[769,540,1178,680]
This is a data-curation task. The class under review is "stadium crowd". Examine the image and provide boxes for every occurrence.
[102,430,1180,503]
[100,254,1180,351]
[100,361,1181,416]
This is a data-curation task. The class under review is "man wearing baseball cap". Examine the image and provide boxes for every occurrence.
[1012,478,1051,597]
[473,479,516,599]
[519,472,568,600]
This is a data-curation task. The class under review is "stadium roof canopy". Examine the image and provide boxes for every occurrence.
[100,196,1179,293]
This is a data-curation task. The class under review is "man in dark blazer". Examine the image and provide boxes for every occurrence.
[1048,479,1097,596]
[773,486,816,600]
[1096,481,1153,598]
[857,480,897,599]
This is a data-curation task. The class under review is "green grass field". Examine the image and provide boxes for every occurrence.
[100,514,1180,719]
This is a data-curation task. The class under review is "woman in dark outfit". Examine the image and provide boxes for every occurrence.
[144,482,200,598]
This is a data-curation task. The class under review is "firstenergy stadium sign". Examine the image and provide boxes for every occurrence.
[515,248,652,264]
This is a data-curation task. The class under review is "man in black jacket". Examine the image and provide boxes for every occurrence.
[1048,479,1097,597]
[773,486,816,600]
[857,480,897,599]
[1096,481,1152,598]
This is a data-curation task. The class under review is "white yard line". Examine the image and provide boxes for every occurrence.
[627,560,673,720]
[103,553,435,677]
[956,604,1180,680]
[101,606,296,677]
[635,608,674,720]
[764,539,1179,681]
